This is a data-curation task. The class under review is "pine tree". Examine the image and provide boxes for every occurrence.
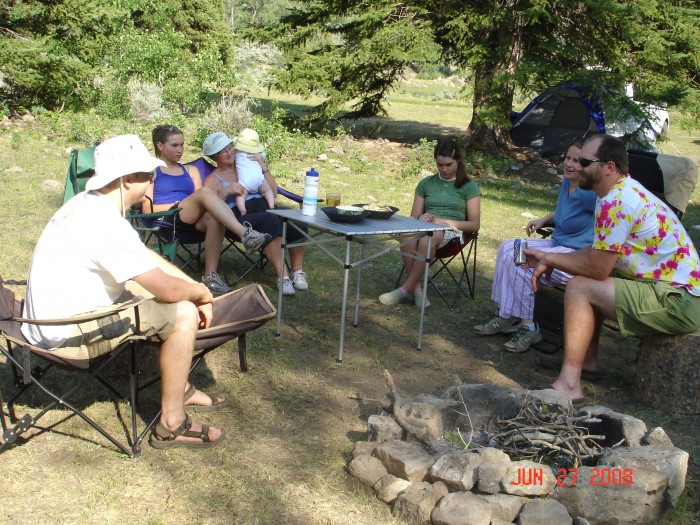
[267,0,700,148]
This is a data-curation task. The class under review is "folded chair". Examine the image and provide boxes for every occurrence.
[0,277,276,457]
[396,232,478,307]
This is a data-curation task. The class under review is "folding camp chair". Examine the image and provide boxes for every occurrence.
[62,145,97,204]
[0,277,276,457]
[395,232,478,307]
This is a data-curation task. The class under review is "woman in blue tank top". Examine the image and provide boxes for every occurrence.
[144,125,272,295]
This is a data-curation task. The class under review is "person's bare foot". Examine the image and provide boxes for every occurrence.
[183,384,227,412]
[552,379,584,402]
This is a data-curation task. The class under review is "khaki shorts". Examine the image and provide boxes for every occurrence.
[56,290,177,360]
[615,279,700,337]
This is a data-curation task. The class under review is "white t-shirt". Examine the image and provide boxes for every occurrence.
[235,152,265,199]
[21,191,157,347]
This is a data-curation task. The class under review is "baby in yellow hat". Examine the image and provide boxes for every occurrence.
[233,128,276,216]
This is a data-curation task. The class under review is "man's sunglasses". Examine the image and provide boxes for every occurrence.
[578,157,609,168]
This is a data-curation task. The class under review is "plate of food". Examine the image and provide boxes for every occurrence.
[321,206,371,223]
[353,203,399,220]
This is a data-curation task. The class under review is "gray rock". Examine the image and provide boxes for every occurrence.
[548,466,667,524]
[41,179,63,192]
[431,491,491,525]
[336,166,351,173]
[373,440,440,482]
[476,461,511,494]
[414,393,464,431]
[642,427,674,447]
[478,460,556,496]
[393,400,444,441]
[572,518,591,525]
[518,499,572,525]
[347,455,388,487]
[430,448,510,491]
[491,520,514,525]
[326,147,345,155]
[373,474,411,504]
[352,440,379,458]
[317,153,328,161]
[476,493,522,522]
[4,166,23,173]
[579,406,647,447]
[442,384,522,432]
[598,444,687,504]
[367,414,404,442]
[517,389,575,412]
[393,481,449,525]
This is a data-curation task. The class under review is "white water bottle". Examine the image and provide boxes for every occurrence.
[302,168,319,216]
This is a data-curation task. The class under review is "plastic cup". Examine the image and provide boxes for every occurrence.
[326,193,341,207]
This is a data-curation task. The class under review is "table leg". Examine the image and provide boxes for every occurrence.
[353,241,363,327]
[275,219,288,337]
[417,232,433,350]
[337,236,353,362]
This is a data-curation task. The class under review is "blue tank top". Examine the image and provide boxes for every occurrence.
[153,165,195,205]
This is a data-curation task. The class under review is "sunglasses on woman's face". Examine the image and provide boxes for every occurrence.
[578,157,609,168]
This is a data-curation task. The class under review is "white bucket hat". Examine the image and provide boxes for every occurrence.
[202,131,234,157]
[233,128,264,154]
[86,135,165,191]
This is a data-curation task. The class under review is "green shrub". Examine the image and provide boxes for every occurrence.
[233,41,285,91]
[399,137,436,179]
[128,78,170,124]
[195,96,257,146]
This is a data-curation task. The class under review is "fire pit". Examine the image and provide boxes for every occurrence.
[348,375,689,525]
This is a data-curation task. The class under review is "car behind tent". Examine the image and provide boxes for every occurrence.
[510,82,659,157]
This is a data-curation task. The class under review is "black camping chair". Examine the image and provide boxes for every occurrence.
[395,231,478,307]
[0,277,276,457]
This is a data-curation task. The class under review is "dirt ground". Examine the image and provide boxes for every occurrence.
[1,126,698,524]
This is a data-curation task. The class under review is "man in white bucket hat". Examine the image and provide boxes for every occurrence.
[22,134,226,449]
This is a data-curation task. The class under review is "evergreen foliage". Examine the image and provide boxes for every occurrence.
[264,0,700,145]
[0,0,233,114]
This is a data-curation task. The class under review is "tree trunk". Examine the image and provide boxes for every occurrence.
[465,6,525,153]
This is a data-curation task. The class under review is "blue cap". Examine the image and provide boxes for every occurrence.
[306,168,319,177]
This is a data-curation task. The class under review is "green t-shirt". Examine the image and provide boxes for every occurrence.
[415,174,481,221]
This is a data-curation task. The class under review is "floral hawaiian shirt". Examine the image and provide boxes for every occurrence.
[593,176,700,296]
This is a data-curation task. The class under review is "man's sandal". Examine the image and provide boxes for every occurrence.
[183,383,229,413]
[149,415,226,449]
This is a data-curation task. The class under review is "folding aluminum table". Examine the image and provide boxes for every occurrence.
[267,208,452,362]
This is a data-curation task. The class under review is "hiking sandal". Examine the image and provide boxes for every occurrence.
[183,383,229,413]
[149,415,226,449]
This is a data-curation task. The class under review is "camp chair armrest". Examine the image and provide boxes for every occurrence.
[127,208,181,220]
[14,296,144,326]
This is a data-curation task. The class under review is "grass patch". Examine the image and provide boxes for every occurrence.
[1,79,699,524]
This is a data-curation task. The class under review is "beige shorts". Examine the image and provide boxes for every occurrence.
[57,288,177,360]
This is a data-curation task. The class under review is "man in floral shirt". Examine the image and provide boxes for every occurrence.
[526,134,700,404]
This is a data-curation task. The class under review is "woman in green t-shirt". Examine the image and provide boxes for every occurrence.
[379,138,481,308]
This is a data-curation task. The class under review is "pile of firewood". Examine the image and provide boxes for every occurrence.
[488,401,606,467]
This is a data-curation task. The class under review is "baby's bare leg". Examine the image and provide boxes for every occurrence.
[236,191,248,216]
[259,180,275,209]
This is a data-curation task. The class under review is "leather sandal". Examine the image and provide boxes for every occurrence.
[149,415,226,449]
[183,383,229,413]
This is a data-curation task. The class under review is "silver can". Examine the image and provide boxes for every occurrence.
[514,239,528,266]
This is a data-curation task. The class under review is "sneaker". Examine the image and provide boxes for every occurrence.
[241,222,272,253]
[202,271,232,296]
[473,315,520,335]
[292,270,308,291]
[413,288,431,309]
[278,277,296,296]
[379,288,412,306]
[504,325,543,353]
